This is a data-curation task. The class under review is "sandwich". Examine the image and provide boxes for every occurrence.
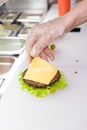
[19,57,68,98]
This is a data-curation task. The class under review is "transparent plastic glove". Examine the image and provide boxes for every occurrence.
[0,0,8,6]
[26,17,65,62]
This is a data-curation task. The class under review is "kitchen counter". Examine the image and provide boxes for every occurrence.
[0,4,87,130]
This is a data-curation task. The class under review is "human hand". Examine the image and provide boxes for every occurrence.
[26,17,65,63]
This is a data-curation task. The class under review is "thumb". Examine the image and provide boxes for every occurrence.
[30,34,51,57]
[30,40,46,57]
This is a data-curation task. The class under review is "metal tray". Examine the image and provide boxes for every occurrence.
[17,12,42,22]
[18,26,31,38]
[0,10,21,23]
[0,29,12,37]
[18,22,38,38]
[0,56,15,75]
[21,22,38,27]
[0,24,23,37]
[0,38,26,55]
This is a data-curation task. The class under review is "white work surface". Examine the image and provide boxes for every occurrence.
[0,4,87,130]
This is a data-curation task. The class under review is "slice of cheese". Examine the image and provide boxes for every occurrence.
[23,57,57,85]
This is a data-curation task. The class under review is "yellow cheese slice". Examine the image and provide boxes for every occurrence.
[23,57,57,85]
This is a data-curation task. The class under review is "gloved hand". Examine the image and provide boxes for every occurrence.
[26,17,66,62]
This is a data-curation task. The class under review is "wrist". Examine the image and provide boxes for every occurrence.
[62,11,78,33]
[62,0,86,33]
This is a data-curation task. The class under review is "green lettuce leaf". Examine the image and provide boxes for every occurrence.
[18,71,68,98]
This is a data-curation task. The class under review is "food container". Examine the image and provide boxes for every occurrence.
[17,12,42,23]
[0,38,26,55]
[0,28,12,37]
[0,10,21,23]
[0,24,23,37]
[18,26,31,38]
[21,22,38,27]
[18,21,39,38]
[0,56,15,75]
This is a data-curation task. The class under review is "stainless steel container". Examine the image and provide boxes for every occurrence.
[0,24,23,37]
[0,10,21,23]
[0,56,15,75]
[18,26,31,38]
[17,12,43,23]
[0,38,26,55]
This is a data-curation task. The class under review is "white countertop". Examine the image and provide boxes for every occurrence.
[0,4,87,130]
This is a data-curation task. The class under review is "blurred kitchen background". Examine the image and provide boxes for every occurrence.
[0,0,48,39]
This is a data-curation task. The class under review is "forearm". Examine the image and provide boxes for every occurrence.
[63,0,87,32]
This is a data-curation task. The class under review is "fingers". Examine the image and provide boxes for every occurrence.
[26,30,38,63]
[26,18,65,63]
[27,32,55,63]
[44,47,55,61]
[26,31,37,53]
[26,42,32,63]
[28,46,55,63]
[40,51,48,61]
[30,34,52,57]
[39,47,55,61]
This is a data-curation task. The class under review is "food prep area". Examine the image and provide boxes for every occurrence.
[0,3,87,130]
[0,2,46,93]
[0,11,43,38]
